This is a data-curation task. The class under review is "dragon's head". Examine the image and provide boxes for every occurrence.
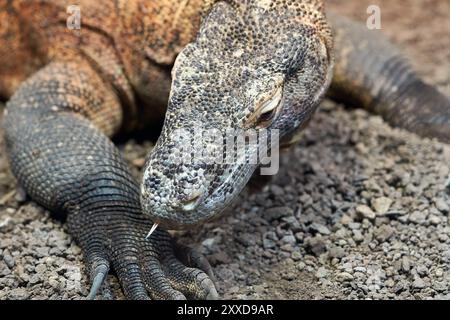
[141,1,334,229]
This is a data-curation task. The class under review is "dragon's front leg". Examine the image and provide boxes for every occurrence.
[3,59,217,300]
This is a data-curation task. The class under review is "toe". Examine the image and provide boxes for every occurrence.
[141,258,187,300]
[86,261,109,300]
[175,243,217,282]
[163,257,219,300]
[83,248,110,300]
[113,255,150,300]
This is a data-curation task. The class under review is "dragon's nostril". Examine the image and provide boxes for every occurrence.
[180,192,202,211]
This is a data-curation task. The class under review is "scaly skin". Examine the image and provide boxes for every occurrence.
[1,0,449,299]
[327,12,450,141]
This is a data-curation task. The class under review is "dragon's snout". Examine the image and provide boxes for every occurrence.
[140,153,215,229]
[179,190,204,211]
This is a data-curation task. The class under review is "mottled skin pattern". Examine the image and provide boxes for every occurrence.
[142,0,333,228]
[0,0,449,299]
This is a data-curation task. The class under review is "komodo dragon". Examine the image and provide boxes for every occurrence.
[0,0,449,300]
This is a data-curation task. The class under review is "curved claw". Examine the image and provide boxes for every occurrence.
[86,263,109,300]
[142,258,187,300]
[164,256,219,300]
[175,243,217,283]
[204,279,219,300]
[191,251,217,284]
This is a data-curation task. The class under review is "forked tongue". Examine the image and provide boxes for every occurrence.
[145,223,159,239]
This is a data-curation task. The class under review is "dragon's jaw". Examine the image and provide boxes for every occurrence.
[140,131,264,230]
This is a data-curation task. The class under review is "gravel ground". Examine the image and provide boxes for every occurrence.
[0,0,449,300]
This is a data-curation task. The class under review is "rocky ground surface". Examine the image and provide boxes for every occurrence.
[0,0,449,300]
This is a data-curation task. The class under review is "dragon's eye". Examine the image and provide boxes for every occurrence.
[259,106,277,120]
[251,85,283,129]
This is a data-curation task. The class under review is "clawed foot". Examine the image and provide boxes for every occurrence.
[70,216,218,300]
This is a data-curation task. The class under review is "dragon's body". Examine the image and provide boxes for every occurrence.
[0,0,448,299]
